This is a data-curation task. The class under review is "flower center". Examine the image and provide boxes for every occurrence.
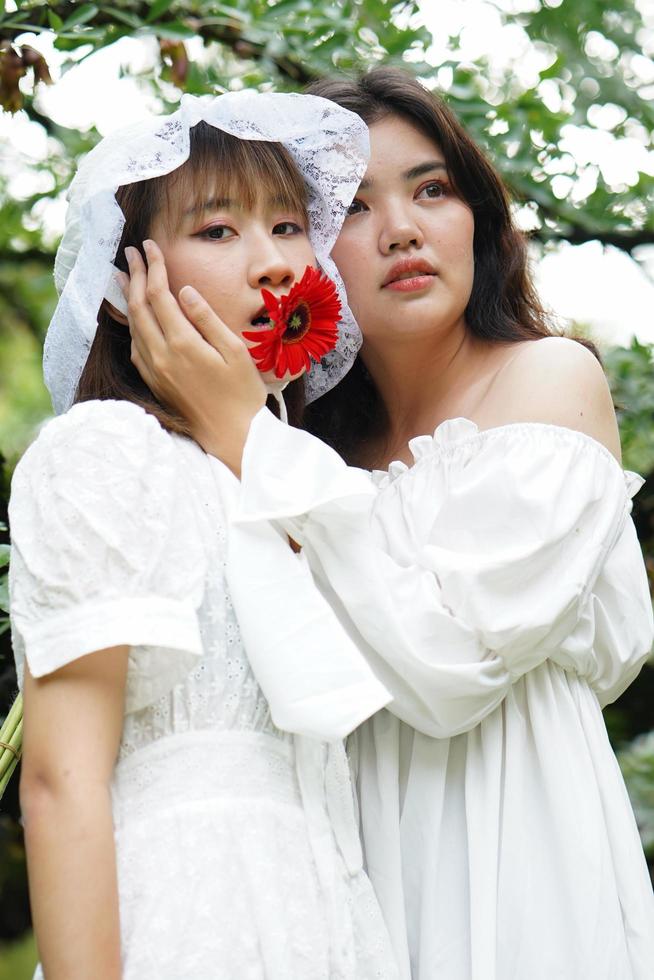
[282,301,311,344]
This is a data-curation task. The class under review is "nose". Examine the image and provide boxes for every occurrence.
[248,235,295,291]
[378,200,424,255]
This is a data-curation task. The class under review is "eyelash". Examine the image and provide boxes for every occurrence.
[417,179,448,199]
[196,220,304,240]
[273,221,304,235]
[346,179,449,216]
[198,225,234,241]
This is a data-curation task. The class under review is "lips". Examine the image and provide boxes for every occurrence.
[249,304,272,329]
[382,257,437,287]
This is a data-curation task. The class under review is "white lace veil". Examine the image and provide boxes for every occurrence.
[47,90,369,414]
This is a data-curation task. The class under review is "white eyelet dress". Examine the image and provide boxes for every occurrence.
[8,399,398,980]
[231,408,654,980]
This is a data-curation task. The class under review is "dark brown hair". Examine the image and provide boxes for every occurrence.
[75,122,308,432]
[302,67,555,463]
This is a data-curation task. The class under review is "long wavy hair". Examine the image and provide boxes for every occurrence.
[302,67,555,464]
[75,122,307,433]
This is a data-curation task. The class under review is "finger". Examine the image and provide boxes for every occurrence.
[125,245,159,332]
[125,246,167,356]
[178,285,243,363]
[142,239,193,344]
[115,269,130,299]
[129,336,158,395]
[129,323,176,404]
[129,326,156,377]
[125,245,150,313]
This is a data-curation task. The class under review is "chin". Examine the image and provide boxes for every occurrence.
[363,319,444,342]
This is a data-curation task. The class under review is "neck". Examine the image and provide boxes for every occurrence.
[362,318,481,442]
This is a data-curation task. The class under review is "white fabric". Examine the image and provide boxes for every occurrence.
[9,399,397,979]
[47,91,368,415]
[234,408,654,980]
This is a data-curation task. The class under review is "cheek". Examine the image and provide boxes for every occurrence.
[453,209,475,265]
[167,249,240,305]
[331,236,373,314]
[331,231,364,285]
[155,244,196,296]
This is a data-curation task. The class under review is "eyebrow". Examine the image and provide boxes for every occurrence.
[358,160,448,191]
[182,197,233,218]
[182,194,301,218]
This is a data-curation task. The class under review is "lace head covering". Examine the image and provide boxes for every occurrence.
[47,90,368,414]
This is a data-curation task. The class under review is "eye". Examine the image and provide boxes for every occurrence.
[198,224,236,241]
[273,221,304,235]
[416,180,448,200]
[346,198,368,217]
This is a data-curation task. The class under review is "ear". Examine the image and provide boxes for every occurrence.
[101,298,129,326]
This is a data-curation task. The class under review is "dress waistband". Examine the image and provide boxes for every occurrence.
[112,729,300,825]
[112,728,364,977]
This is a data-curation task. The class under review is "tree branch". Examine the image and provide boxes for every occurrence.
[534,225,654,253]
[0,3,317,86]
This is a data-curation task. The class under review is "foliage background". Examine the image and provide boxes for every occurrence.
[0,0,653,970]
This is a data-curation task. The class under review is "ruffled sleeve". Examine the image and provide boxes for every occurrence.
[226,517,392,741]
[233,409,653,736]
[9,400,206,713]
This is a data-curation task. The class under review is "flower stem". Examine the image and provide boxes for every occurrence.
[0,693,23,798]
[0,755,19,799]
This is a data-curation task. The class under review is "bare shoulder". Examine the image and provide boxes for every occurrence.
[480,336,621,461]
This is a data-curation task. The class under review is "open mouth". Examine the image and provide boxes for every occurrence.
[250,306,272,329]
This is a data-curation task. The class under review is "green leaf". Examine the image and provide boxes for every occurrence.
[154,20,196,40]
[0,544,9,570]
[100,7,142,29]
[0,577,8,614]
[61,3,99,31]
[145,0,177,24]
[54,28,107,44]
[0,20,48,31]
[47,9,64,30]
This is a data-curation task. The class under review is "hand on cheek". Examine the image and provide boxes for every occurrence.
[123,240,266,474]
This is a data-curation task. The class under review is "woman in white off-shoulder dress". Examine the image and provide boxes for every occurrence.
[9,92,399,980]
[124,69,654,980]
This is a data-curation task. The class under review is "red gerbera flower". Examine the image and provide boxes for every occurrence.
[243,266,341,379]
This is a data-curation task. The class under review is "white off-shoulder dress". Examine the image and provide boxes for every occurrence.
[8,399,399,980]
[229,409,654,980]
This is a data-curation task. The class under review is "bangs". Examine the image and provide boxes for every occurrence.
[157,121,309,233]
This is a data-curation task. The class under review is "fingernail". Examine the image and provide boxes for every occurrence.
[143,239,154,252]
[124,246,136,264]
[180,285,199,304]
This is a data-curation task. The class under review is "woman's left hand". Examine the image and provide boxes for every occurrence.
[123,239,266,475]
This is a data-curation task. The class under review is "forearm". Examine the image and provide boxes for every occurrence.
[22,780,122,980]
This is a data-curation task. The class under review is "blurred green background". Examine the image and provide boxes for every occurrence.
[1,0,653,973]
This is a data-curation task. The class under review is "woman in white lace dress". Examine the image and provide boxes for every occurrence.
[8,92,399,980]
[123,70,654,980]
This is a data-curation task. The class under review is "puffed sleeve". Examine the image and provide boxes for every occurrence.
[9,400,206,713]
[232,409,653,736]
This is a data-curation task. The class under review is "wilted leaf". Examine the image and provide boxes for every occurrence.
[0,42,26,113]
[159,38,189,88]
[20,45,53,86]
